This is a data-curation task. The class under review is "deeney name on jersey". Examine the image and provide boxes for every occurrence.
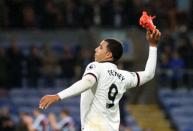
[108,70,125,82]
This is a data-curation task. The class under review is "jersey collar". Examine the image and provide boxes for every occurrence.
[99,60,117,65]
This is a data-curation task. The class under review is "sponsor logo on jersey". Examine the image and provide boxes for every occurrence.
[88,64,96,70]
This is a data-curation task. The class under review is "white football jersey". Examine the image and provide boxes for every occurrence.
[80,61,139,131]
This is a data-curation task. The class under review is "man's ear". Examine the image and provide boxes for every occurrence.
[106,52,113,59]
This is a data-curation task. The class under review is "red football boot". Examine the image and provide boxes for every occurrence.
[139,11,156,31]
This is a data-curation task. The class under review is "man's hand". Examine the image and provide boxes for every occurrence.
[146,29,161,47]
[39,94,60,110]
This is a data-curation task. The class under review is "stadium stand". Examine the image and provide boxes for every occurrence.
[128,104,173,131]
[0,0,193,130]
[159,88,193,131]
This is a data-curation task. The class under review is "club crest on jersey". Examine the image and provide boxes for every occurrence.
[88,64,96,70]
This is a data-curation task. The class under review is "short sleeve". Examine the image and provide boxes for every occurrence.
[83,62,100,81]
[124,71,140,89]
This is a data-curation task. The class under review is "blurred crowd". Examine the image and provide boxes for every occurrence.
[158,32,193,89]
[0,107,76,131]
[0,0,192,89]
[0,0,192,31]
[0,106,133,131]
[0,39,93,89]
[0,0,193,131]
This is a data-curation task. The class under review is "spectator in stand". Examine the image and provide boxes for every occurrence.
[43,0,62,29]
[159,33,175,56]
[16,112,33,131]
[99,0,114,27]
[0,47,9,88]
[48,109,75,131]
[0,0,9,29]
[61,0,80,28]
[75,47,92,79]
[188,0,193,29]
[22,4,36,29]
[59,45,76,87]
[177,33,193,87]
[177,33,193,69]
[6,39,25,88]
[26,46,42,87]
[125,0,139,27]
[158,53,171,86]
[175,0,191,31]
[41,44,58,87]
[4,0,23,28]
[91,0,101,26]
[33,0,46,29]
[78,1,94,29]
[111,0,128,28]
[0,106,16,131]
[30,109,48,131]
[164,0,177,31]
[169,51,185,89]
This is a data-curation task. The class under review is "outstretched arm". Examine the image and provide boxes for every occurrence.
[39,74,96,109]
[137,29,161,86]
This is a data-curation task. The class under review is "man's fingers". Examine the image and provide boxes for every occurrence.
[154,29,161,41]
[45,103,50,109]
[150,29,159,40]
[40,96,47,104]
[158,30,161,39]
[149,31,153,39]
[151,29,156,38]
[146,29,151,37]
[39,96,49,109]
[39,100,46,109]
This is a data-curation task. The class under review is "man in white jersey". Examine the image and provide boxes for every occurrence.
[39,29,161,131]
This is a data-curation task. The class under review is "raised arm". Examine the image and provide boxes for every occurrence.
[137,29,161,86]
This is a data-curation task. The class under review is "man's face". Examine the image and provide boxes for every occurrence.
[94,40,112,62]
